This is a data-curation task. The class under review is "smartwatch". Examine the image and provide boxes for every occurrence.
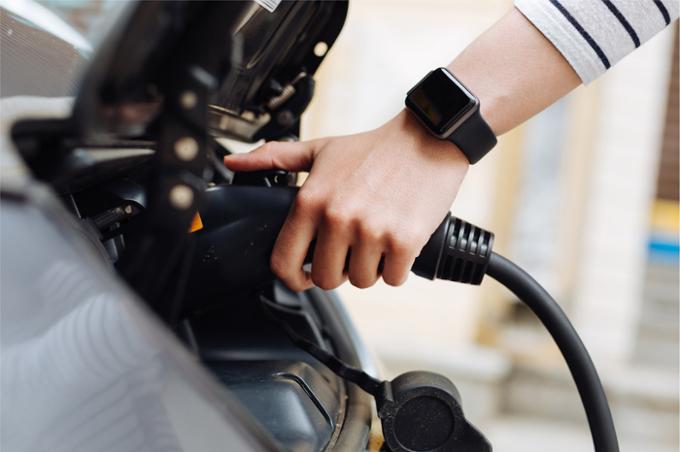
[405,67,496,164]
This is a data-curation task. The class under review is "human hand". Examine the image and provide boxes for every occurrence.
[224,110,469,291]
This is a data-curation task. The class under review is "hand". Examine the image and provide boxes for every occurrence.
[224,110,469,291]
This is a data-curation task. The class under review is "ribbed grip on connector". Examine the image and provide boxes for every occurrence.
[412,214,494,285]
[437,217,494,284]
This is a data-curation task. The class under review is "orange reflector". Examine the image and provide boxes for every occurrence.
[189,212,203,233]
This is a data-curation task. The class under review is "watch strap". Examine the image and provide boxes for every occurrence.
[448,108,497,164]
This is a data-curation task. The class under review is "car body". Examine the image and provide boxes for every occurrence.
[0,2,379,451]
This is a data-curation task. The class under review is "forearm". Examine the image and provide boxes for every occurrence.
[227,5,674,292]
[448,7,580,136]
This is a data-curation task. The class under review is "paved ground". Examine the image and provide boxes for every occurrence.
[481,416,677,452]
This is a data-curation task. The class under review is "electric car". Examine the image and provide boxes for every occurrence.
[1,2,378,451]
[1,2,619,451]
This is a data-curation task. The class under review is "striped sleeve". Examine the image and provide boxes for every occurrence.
[514,0,679,84]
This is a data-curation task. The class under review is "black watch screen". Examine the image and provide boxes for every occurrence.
[405,68,477,138]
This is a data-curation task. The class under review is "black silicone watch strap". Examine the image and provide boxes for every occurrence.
[448,108,497,164]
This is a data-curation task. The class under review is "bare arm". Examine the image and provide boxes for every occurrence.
[224,8,580,291]
[452,8,579,135]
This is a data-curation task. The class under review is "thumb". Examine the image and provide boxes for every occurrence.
[223,140,317,172]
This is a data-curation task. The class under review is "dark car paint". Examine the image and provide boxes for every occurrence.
[1,1,374,451]
[0,186,279,452]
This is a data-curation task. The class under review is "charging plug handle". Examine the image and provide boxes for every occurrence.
[412,214,494,284]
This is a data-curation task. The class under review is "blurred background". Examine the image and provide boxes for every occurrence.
[301,1,679,451]
[21,0,680,450]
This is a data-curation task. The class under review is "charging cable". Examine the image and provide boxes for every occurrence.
[485,253,618,452]
[411,214,618,452]
[264,213,619,452]
[191,185,619,451]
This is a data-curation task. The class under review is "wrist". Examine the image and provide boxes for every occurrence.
[403,67,497,164]
[448,62,502,136]
[387,109,470,166]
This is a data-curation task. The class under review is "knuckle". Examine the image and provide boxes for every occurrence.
[311,263,344,290]
[349,273,377,289]
[388,235,415,256]
[296,189,323,213]
[357,219,385,242]
[312,273,340,291]
[383,271,408,287]
[389,228,427,255]
[323,205,352,228]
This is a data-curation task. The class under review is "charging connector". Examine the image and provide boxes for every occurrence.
[413,214,494,284]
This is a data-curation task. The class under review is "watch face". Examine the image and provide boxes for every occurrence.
[406,68,477,136]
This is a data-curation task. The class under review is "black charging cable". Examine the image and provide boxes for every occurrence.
[268,213,619,452]
[411,214,619,452]
[485,253,618,452]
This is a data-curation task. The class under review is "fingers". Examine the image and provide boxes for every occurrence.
[382,251,415,286]
[227,139,320,291]
[347,235,383,289]
[270,196,316,292]
[311,212,351,290]
[223,140,318,172]
[381,233,423,287]
[274,191,421,291]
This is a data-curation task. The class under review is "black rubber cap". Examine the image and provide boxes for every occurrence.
[378,371,464,452]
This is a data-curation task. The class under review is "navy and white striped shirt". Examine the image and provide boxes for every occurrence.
[515,0,679,83]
